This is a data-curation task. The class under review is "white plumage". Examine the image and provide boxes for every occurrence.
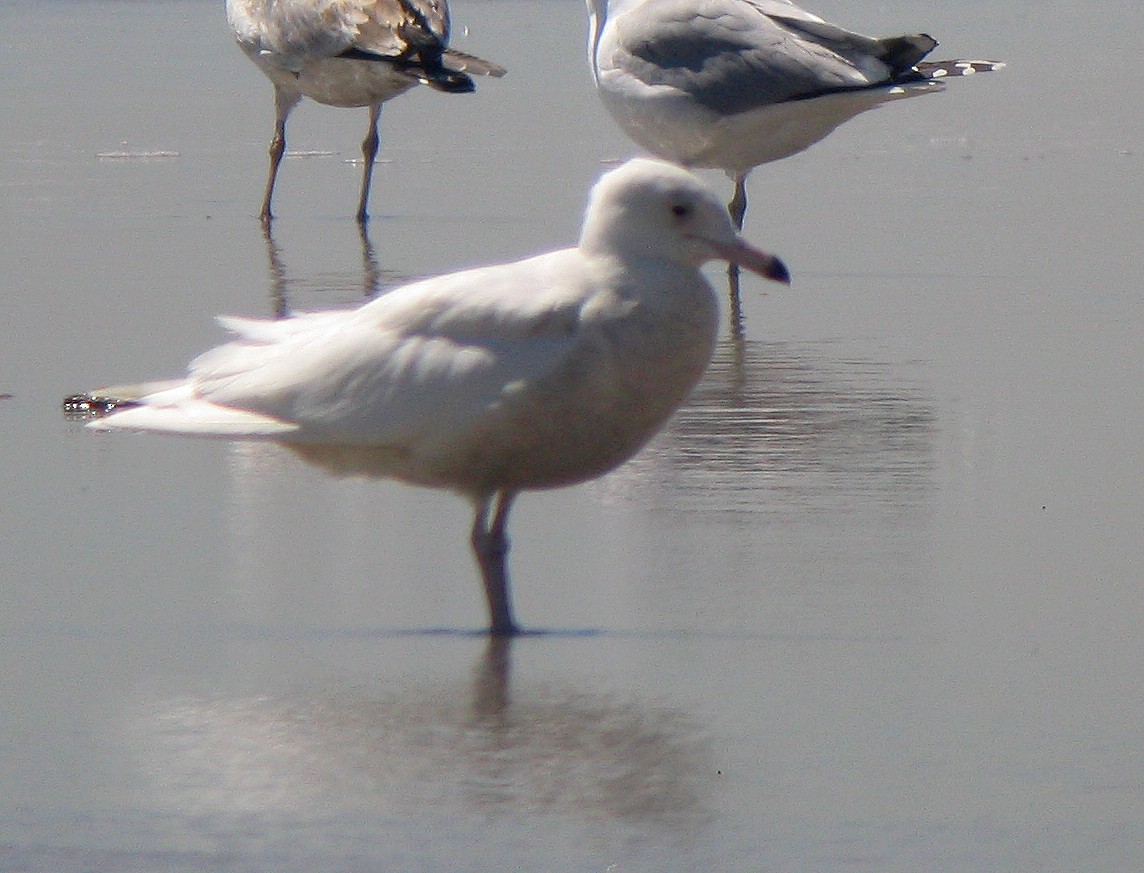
[77,159,790,635]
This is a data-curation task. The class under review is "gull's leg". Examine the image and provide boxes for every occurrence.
[470,490,520,636]
[260,86,301,224]
[727,174,749,290]
[728,173,748,231]
[356,103,383,224]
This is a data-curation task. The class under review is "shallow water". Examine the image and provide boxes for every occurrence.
[3,0,1143,870]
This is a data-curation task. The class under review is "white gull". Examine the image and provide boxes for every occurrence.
[227,0,506,223]
[587,0,1003,227]
[72,159,791,636]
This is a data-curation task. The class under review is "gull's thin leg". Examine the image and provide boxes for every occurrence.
[726,173,748,295]
[356,103,382,224]
[470,490,520,636]
[728,174,748,231]
[261,87,300,224]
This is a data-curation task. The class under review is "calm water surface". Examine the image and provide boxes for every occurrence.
[2,0,1143,870]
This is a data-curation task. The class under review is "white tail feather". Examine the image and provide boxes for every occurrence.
[89,398,298,437]
[915,60,1006,79]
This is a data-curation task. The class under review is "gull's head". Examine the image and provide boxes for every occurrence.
[580,159,790,284]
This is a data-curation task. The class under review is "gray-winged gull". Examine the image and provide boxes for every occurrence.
[588,0,1003,227]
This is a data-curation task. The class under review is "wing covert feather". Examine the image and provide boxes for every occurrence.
[191,250,594,448]
[610,0,910,112]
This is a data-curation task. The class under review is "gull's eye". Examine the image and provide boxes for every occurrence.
[671,202,691,219]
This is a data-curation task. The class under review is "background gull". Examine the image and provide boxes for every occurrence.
[587,0,1003,228]
[227,0,506,223]
[67,159,790,636]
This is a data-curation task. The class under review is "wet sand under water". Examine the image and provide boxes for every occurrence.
[2,0,1143,870]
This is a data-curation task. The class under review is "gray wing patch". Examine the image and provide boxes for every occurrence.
[616,1,938,114]
[774,17,935,75]
[618,14,871,112]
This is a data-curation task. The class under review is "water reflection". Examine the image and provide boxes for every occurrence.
[126,639,713,828]
[726,265,746,340]
[260,221,391,317]
[597,336,937,518]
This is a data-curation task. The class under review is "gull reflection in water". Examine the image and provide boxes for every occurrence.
[596,336,937,519]
[261,220,396,317]
[216,335,936,626]
[126,639,713,828]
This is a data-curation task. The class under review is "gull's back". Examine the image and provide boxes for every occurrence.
[589,0,942,169]
[226,0,454,106]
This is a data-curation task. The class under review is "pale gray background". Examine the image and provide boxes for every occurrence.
[2,1,1142,870]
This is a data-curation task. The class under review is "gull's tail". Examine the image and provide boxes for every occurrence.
[412,48,507,92]
[443,49,507,79]
[914,60,1006,79]
[64,380,298,437]
[63,380,184,420]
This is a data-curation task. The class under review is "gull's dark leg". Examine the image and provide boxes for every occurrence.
[470,490,520,636]
[728,173,748,231]
[726,173,749,300]
[261,86,300,224]
[356,103,382,224]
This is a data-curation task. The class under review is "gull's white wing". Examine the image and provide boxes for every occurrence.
[98,250,597,449]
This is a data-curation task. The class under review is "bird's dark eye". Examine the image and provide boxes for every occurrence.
[671,202,691,218]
